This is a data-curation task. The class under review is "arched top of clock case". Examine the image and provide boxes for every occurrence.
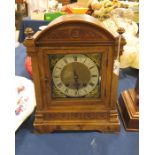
[34,14,116,45]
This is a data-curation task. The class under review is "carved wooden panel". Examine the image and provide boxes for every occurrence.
[37,24,113,43]
[44,112,108,120]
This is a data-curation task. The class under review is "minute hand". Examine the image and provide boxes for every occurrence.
[73,70,80,90]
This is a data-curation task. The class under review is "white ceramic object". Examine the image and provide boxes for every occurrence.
[39,25,48,31]
[15,76,36,131]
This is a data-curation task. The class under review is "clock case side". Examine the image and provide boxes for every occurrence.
[109,35,126,125]
[24,39,45,124]
[24,15,125,133]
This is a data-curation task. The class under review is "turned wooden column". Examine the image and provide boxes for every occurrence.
[118,75,139,131]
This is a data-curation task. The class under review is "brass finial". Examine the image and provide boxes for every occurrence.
[117,27,125,35]
[24,27,34,39]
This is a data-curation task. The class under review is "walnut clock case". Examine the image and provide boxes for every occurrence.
[24,14,125,133]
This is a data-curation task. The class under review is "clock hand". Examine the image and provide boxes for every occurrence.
[73,70,80,90]
[73,70,78,79]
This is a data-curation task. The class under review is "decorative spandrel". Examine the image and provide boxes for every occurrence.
[48,53,102,99]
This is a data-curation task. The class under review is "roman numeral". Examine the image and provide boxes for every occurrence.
[65,88,69,94]
[89,66,95,70]
[75,90,79,95]
[57,82,62,87]
[56,67,62,70]
[89,82,95,87]
[73,56,77,61]
[53,76,60,78]
[83,58,87,64]
[63,59,68,64]
[92,75,97,77]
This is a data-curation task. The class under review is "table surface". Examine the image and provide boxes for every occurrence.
[15,43,139,155]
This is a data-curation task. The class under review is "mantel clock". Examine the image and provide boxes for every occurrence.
[24,14,125,133]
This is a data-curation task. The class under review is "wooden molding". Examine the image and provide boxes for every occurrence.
[118,88,139,131]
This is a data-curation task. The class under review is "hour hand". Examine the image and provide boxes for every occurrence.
[73,70,80,90]
[73,70,78,80]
